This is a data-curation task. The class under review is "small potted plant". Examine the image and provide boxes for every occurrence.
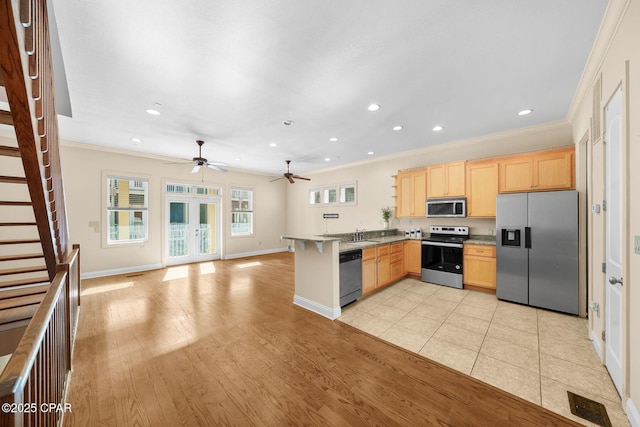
[381,207,392,229]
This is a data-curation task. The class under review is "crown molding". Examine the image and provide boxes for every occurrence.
[566,0,632,122]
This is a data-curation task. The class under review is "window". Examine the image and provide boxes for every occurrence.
[309,189,321,205]
[166,183,221,196]
[107,177,148,243]
[309,182,357,205]
[323,187,337,204]
[340,184,356,204]
[231,187,253,236]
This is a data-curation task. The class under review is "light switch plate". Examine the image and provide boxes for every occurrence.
[635,235,640,254]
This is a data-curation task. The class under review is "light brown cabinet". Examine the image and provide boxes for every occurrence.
[376,244,391,288]
[498,148,574,193]
[466,160,499,217]
[403,240,421,276]
[396,170,427,217]
[427,161,466,198]
[463,244,496,290]
[362,247,377,295]
[390,242,404,282]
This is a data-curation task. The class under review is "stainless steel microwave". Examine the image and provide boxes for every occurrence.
[426,197,466,218]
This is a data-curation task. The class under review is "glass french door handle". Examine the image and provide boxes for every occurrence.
[608,276,623,285]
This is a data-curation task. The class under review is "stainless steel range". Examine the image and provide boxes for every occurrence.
[421,226,469,289]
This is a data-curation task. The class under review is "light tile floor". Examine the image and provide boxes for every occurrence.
[338,278,630,427]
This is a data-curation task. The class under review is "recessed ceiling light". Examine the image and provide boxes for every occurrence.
[324,158,331,162]
[367,151,374,155]
[283,120,294,126]
[234,158,241,161]
[518,109,533,116]
[131,138,142,143]
[393,125,403,131]
[368,103,380,112]
[432,125,444,132]
[145,109,160,115]
[269,142,277,147]
[329,137,338,142]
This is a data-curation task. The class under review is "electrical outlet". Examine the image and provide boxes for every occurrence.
[635,235,640,255]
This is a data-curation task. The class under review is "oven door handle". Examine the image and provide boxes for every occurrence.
[421,241,464,249]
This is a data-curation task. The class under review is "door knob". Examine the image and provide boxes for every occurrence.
[608,276,623,285]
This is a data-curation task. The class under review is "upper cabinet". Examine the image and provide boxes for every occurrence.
[427,161,466,198]
[466,160,498,217]
[396,169,427,218]
[498,147,574,193]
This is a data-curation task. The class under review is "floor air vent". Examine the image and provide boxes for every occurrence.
[567,391,612,427]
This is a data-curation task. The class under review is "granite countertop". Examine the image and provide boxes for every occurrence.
[339,235,414,252]
[281,235,340,242]
[465,235,497,246]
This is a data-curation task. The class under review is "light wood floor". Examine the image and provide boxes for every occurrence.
[63,253,580,426]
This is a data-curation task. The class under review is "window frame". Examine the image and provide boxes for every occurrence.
[230,186,254,237]
[105,174,150,245]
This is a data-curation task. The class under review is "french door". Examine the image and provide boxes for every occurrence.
[166,196,221,265]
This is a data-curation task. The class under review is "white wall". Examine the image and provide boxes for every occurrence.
[59,143,288,275]
[568,0,640,421]
[285,121,573,238]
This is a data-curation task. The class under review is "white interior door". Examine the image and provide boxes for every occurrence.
[167,196,220,265]
[604,86,623,396]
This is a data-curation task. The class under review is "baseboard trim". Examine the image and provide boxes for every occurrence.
[627,397,640,427]
[293,295,340,320]
[224,247,288,260]
[81,263,163,279]
[589,330,603,362]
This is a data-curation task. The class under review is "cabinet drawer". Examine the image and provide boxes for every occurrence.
[362,247,377,261]
[390,242,403,253]
[464,245,496,257]
[390,252,403,263]
[377,245,390,256]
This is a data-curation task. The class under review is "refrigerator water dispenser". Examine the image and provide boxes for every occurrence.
[501,228,521,247]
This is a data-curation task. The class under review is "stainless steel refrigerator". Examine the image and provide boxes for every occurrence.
[496,190,579,315]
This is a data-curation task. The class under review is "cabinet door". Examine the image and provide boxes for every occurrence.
[390,261,403,282]
[377,254,391,287]
[463,255,496,289]
[446,161,466,196]
[466,161,498,217]
[411,171,427,216]
[532,151,573,190]
[427,164,446,197]
[397,172,413,217]
[498,156,533,193]
[404,240,422,274]
[362,258,377,294]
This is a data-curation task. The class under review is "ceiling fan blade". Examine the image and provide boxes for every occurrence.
[207,161,227,166]
[287,176,295,184]
[206,163,228,173]
[191,165,201,173]
[291,175,311,181]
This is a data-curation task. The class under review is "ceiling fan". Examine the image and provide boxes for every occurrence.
[166,140,228,173]
[271,160,310,184]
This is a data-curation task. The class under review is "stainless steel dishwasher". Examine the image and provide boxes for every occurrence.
[339,249,363,307]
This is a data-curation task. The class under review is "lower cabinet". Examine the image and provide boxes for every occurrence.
[362,242,408,296]
[463,244,496,290]
[403,240,421,276]
[362,247,377,295]
[390,242,404,282]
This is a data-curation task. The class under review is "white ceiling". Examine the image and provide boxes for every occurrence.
[50,0,607,175]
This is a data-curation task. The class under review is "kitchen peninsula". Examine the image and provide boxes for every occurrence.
[281,234,342,320]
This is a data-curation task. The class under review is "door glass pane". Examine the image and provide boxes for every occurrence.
[199,203,217,255]
[169,202,189,257]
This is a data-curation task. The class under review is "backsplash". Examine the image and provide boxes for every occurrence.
[323,228,401,243]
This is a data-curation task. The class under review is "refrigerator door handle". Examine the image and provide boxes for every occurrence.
[525,227,531,249]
